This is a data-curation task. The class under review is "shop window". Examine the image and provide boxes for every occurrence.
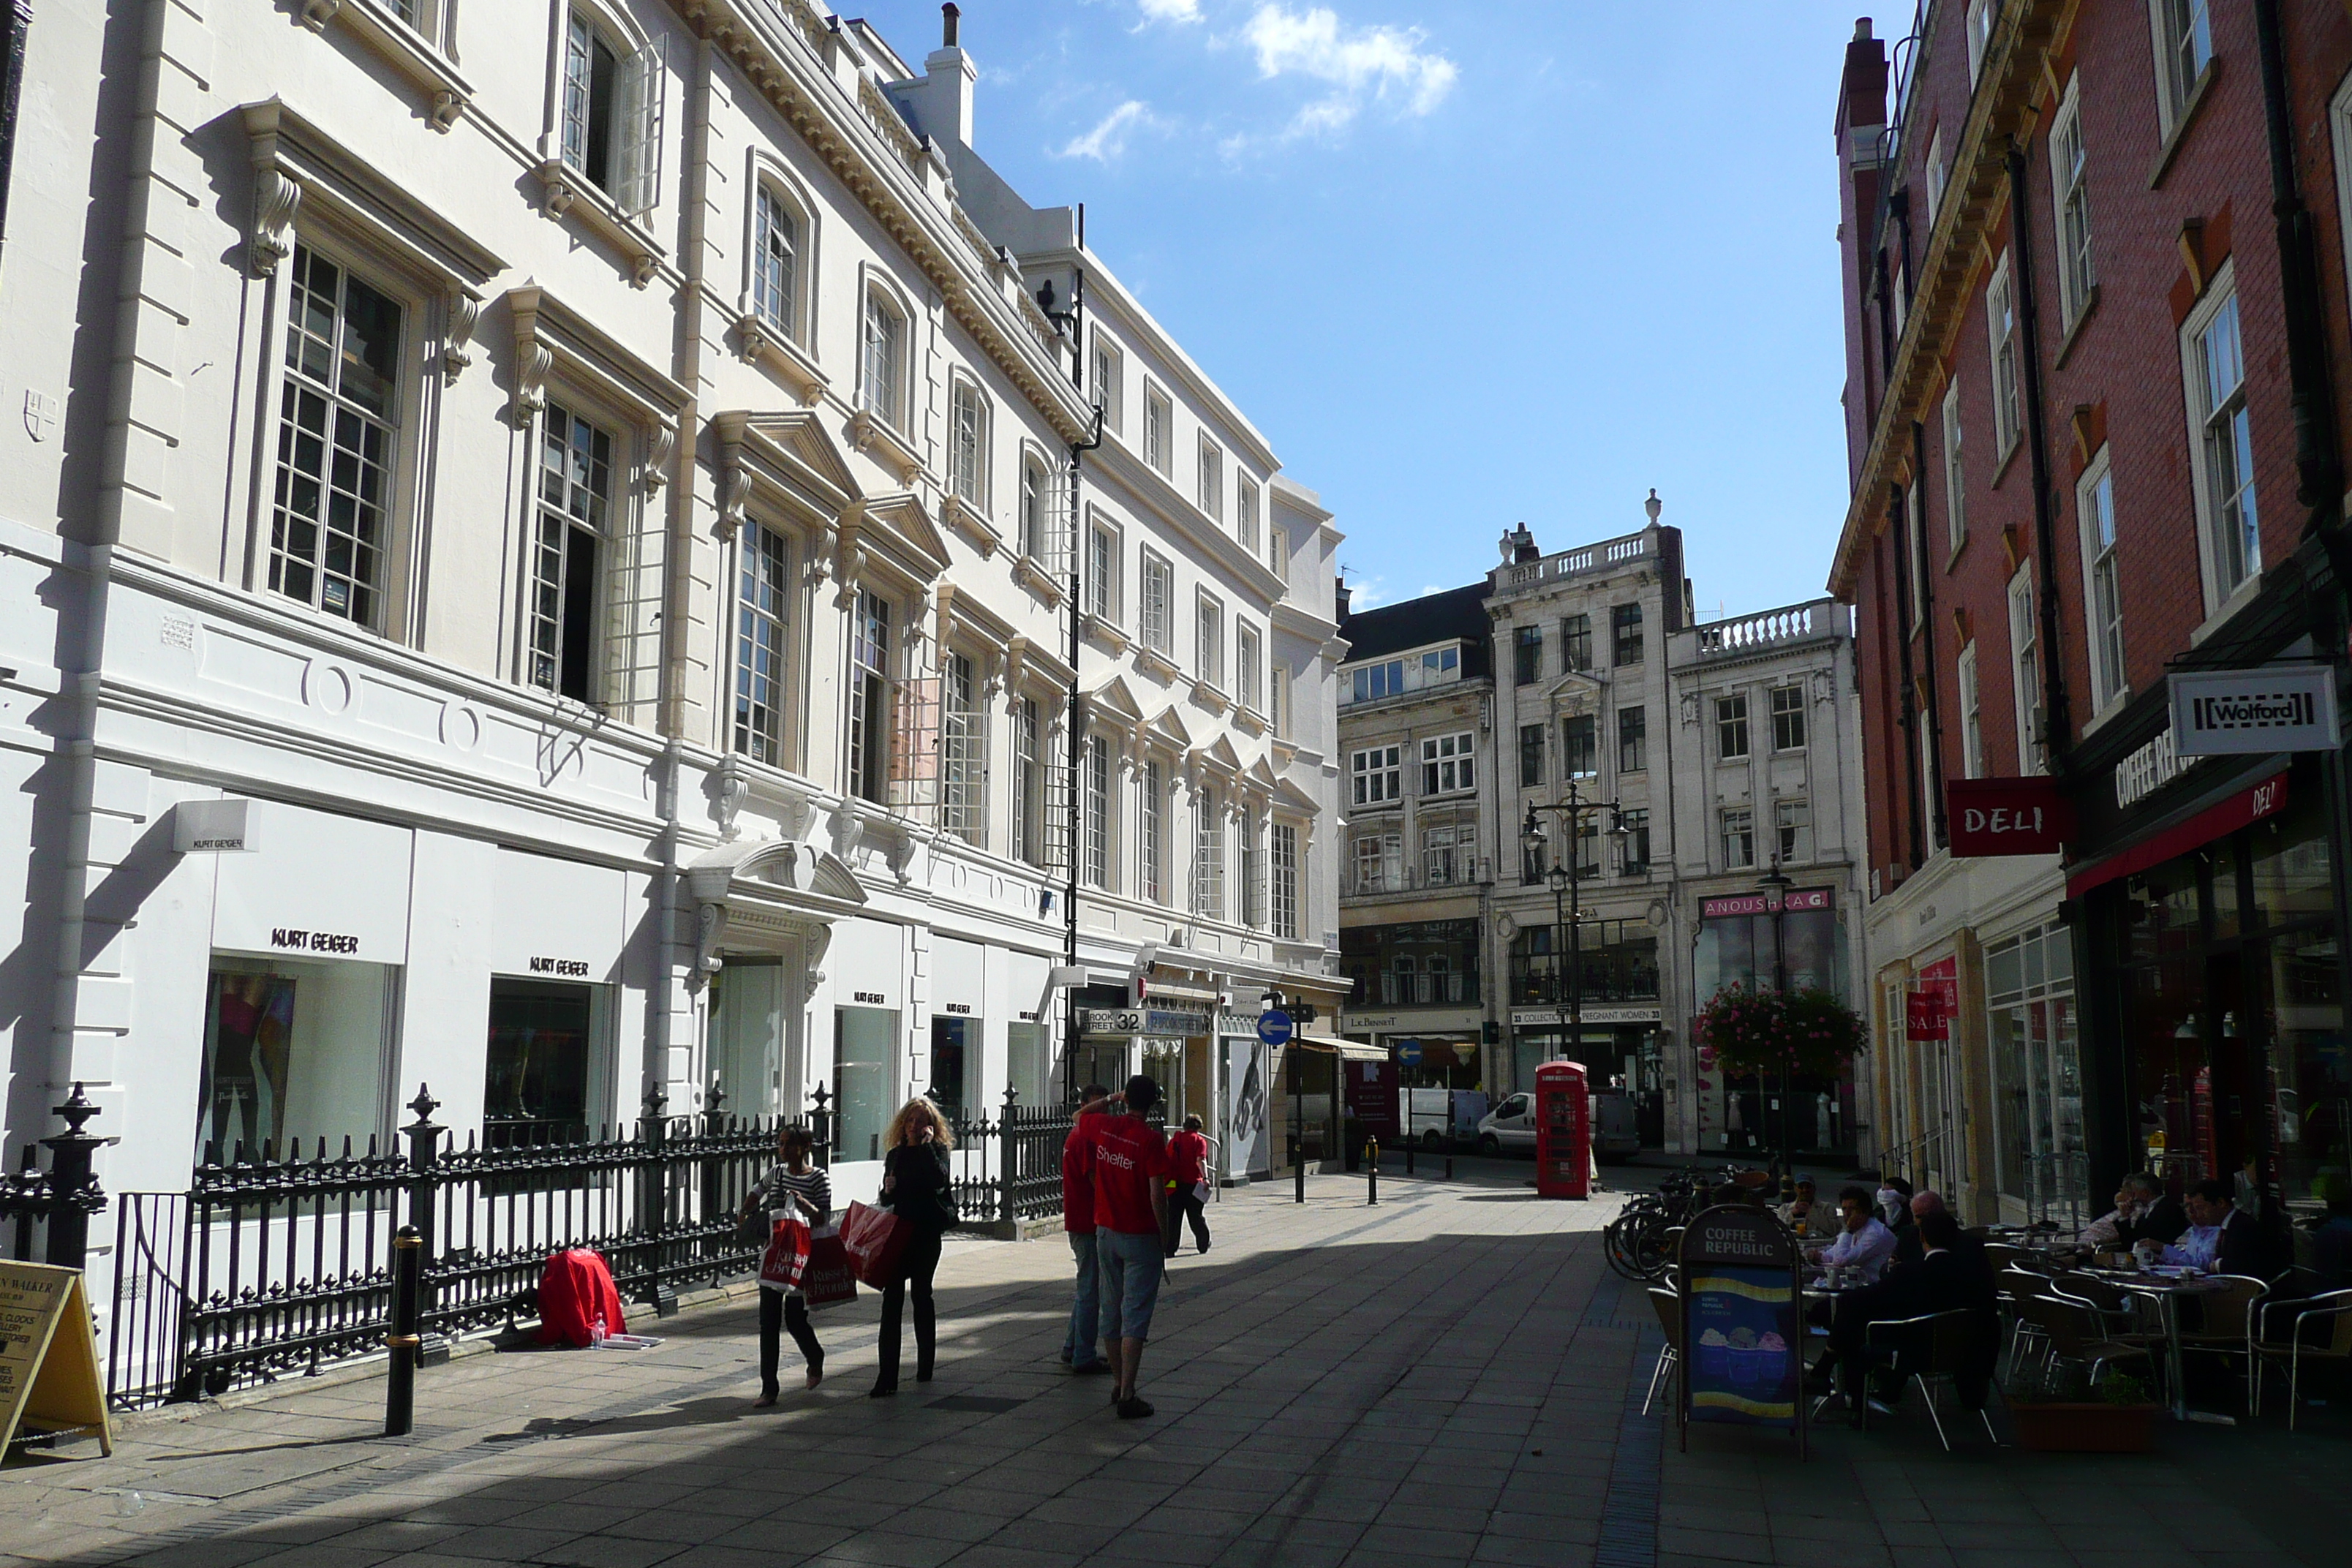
[484,978,599,1149]
[930,1016,971,1124]
[200,956,395,1157]
[833,1006,897,1163]
[1008,1022,1051,1109]
[709,959,785,1117]
[1986,924,2082,1221]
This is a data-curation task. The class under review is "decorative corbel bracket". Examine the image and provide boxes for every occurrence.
[300,0,340,31]
[641,418,678,492]
[693,900,730,982]
[804,923,833,994]
[442,287,482,384]
[509,284,551,425]
[714,756,751,841]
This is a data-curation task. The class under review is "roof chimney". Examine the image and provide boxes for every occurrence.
[913,7,977,149]
[1853,17,1871,41]
[943,4,960,47]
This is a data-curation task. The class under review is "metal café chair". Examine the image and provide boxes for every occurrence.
[2174,1274,2268,1413]
[2250,1289,2352,1431]
[1860,1308,2000,1450]
[2009,1293,2157,1387]
[1643,1286,1683,1417]
[2053,1270,2144,1338]
[1998,1267,2062,1380]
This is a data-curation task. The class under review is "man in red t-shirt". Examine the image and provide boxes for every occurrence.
[1082,1074,1169,1418]
[1059,1085,1112,1375]
[1162,1114,1212,1255]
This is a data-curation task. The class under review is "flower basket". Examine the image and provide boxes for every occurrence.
[1692,984,1866,1082]
[2006,1400,2160,1452]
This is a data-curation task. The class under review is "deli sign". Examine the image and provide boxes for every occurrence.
[1947,777,2073,857]
[2169,666,2340,755]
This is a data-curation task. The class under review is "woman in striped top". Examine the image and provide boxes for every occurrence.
[740,1125,830,1403]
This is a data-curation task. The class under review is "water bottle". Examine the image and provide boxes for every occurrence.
[592,1313,607,1347]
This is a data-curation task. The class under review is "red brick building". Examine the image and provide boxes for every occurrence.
[1828,1,2352,1246]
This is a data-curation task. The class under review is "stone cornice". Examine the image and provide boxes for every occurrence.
[671,0,1092,444]
[1826,0,2071,601]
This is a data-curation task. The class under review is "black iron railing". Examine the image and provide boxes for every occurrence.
[106,1081,1076,1410]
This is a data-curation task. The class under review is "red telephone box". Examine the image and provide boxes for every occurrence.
[1535,1060,1591,1199]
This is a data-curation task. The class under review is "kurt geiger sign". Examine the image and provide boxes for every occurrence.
[2168,667,2340,756]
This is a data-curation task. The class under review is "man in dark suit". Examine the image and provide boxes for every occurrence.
[1891,1189,1986,1274]
[2176,1178,2283,1281]
[2117,1175,2189,1250]
[1816,1210,1997,1412]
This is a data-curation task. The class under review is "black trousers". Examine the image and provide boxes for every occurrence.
[875,1228,943,1390]
[1163,1183,1210,1254]
[758,1290,821,1393]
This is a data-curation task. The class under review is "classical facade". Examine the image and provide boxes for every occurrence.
[0,0,1346,1302]
[1335,504,1869,1156]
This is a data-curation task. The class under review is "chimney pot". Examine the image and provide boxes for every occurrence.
[1853,18,1871,40]
[943,3,960,47]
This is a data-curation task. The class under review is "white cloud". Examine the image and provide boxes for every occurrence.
[1344,574,1386,609]
[1057,100,1158,162]
[1137,0,1202,22]
[1241,4,1458,119]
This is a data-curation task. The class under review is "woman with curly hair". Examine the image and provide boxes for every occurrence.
[870,1097,956,1395]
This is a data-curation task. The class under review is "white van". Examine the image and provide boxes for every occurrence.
[1400,1088,1490,1148]
[1476,1093,1537,1155]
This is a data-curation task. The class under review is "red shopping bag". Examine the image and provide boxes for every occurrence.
[840,1200,909,1289]
[758,1217,811,1289]
[797,1224,858,1308]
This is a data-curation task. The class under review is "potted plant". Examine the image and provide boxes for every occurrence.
[2003,1361,2161,1452]
[1693,984,1869,1081]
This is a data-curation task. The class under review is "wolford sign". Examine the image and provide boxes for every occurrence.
[1946,777,2073,857]
[2169,667,2339,756]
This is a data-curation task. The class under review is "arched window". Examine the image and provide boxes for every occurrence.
[560,7,661,216]
[860,288,906,431]
[752,186,798,338]
[949,378,989,506]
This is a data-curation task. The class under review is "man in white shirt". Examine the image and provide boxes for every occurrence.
[1809,1185,1899,1283]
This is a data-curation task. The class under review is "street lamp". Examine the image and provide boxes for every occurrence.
[1521,778,1623,1076]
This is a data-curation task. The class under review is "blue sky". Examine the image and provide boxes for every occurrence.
[857,1,1869,618]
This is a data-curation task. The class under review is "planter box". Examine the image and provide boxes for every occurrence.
[2008,1401,2160,1452]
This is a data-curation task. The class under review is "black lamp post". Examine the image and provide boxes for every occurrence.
[1267,985,1308,1206]
[1758,859,1794,1188]
[1523,780,1623,1077]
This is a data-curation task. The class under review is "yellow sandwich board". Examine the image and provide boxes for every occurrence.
[0,1260,113,1456]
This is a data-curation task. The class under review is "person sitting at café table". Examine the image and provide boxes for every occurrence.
[1808,1186,1899,1284]
[2079,1173,2163,1251]
[1777,1180,1818,1233]
[1812,1210,1998,1410]
[1891,1189,1985,1273]
[2116,1172,2189,1250]
[2161,1177,2279,1278]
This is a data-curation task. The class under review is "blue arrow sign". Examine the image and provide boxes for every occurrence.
[1256,1009,1294,1047]
[1396,1041,1422,1066]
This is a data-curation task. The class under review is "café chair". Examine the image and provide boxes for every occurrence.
[2176,1275,2268,1411]
[2008,1294,2154,1388]
[1861,1308,1999,1451]
[2250,1289,2352,1431]
[1985,1243,2046,1275]
[1998,1267,2062,1379]
[2054,1270,2146,1338]
[1642,1286,1683,1417]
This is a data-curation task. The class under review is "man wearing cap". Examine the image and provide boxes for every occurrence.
[1081,1074,1171,1419]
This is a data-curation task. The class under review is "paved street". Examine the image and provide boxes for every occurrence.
[4,1166,2348,1568]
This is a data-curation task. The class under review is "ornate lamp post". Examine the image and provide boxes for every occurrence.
[1522,779,1624,1074]
[1758,859,1795,1188]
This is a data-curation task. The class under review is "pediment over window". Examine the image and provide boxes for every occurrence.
[848,491,952,585]
[712,408,861,539]
[1244,757,1282,793]
[1083,674,1147,728]
[1273,775,1323,815]
[1145,704,1194,752]
[686,836,868,913]
[1195,735,1245,777]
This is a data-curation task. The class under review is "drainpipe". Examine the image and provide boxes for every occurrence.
[2004,140,2072,769]
[1910,423,1947,849]
[1889,494,1923,869]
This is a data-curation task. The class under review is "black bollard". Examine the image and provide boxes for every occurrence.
[385,1224,422,1436]
[1366,1139,1379,1206]
[1406,1138,1417,1177]
[1445,1154,1453,1180]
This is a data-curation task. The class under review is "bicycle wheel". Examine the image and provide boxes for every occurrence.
[1602,1213,1648,1281]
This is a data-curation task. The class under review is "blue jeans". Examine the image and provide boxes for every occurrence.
[1096,1226,1165,1343]
[1064,1230,1102,1367]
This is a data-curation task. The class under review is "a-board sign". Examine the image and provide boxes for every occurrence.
[0,1262,113,1456]
[1676,1205,1806,1459]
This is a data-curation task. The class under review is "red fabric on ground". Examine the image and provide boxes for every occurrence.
[536,1248,626,1346]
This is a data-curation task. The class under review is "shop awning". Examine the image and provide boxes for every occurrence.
[2065,769,2290,899]
[1140,977,1222,1007]
[1288,1033,1388,1063]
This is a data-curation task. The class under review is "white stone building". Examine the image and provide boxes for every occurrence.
[0,0,1346,1267]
